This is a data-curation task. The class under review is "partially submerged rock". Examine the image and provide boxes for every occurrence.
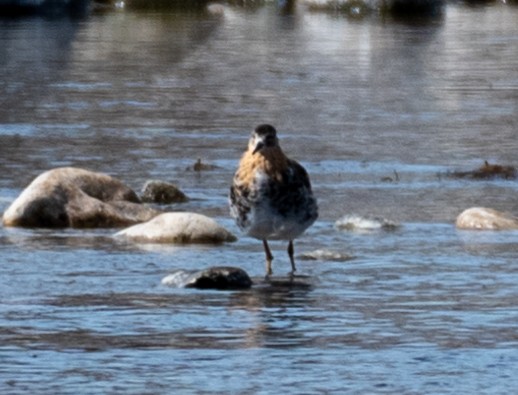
[140,180,189,204]
[162,269,314,291]
[162,266,252,290]
[335,214,400,232]
[2,167,160,228]
[448,161,516,180]
[115,212,237,244]
[298,249,354,262]
[456,207,518,231]
[187,158,220,172]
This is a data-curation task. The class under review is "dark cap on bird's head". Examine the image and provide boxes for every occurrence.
[255,124,277,137]
[251,124,279,154]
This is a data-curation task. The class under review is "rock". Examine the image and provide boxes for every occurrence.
[140,180,188,204]
[384,0,445,17]
[161,267,252,290]
[380,170,400,183]
[115,212,237,244]
[456,207,518,231]
[298,249,354,262]
[187,158,220,172]
[335,214,400,232]
[161,270,193,287]
[2,167,160,228]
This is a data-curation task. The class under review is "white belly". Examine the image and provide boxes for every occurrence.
[245,204,310,241]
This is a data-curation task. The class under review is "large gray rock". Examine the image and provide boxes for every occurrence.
[162,267,252,290]
[2,167,160,228]
[115,212,237,244]
[162,268,315,291]
[456,207,518,231]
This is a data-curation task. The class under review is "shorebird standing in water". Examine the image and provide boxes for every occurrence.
[230,124,318,276]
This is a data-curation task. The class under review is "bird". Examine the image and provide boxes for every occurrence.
[229,124,318,276]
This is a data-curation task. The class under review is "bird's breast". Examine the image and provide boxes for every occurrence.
[235,149,288,189]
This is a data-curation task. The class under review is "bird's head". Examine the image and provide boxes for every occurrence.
[249,124,279,155]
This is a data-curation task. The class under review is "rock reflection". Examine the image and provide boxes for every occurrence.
[1,282,318,351]
[228,276,316,348]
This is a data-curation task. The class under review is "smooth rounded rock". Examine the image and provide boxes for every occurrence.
[162,267,252,290]
[140,180,188,204]
[115,212,237,244]
[2,167,160,228]
[456,207,518,231]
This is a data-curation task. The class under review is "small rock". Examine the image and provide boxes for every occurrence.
[380,170,400,183]
[162,267,252,290]
[140,180,188,204]
[335,214,400,232]
[115,212,237,244]
[456,207,518,231]
[298,249,354,262]
[2,167,160,228]
[188,159,220,172]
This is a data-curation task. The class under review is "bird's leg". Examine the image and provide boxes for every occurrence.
[287,240,296,274]
[263,239,274,277]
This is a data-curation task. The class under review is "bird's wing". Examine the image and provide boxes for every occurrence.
[286,159,313,191]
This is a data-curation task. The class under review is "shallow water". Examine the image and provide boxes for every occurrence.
[1,2,518,394]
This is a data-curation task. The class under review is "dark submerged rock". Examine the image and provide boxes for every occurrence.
[162,267,252,290]
[140,180,189,204]
[162,269,315,292]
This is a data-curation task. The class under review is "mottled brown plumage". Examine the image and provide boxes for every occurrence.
[229,124,318,276]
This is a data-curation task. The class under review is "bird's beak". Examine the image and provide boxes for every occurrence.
[252,141,265,155]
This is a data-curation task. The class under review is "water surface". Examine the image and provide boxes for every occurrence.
[1,2,518,394]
